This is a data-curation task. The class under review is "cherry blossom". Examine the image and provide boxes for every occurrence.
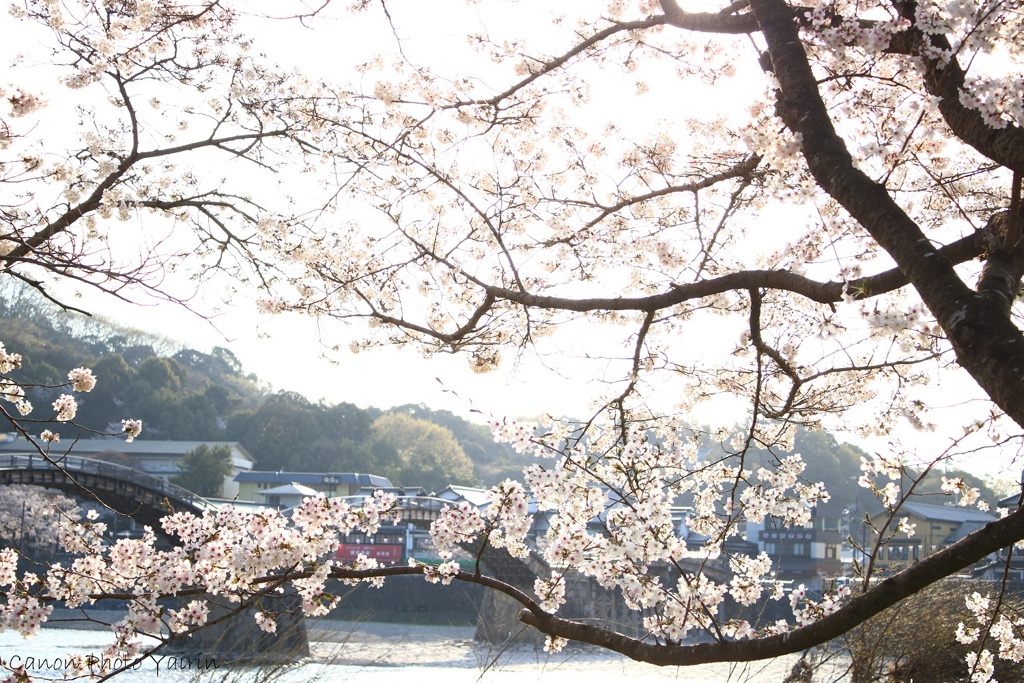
[0,344,22,373]
[66,368,96,393]
[5,0,1024,679]
[50,395,77,422]
[120,419,143,443]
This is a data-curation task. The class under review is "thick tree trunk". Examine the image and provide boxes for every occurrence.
[750,0,1024,429]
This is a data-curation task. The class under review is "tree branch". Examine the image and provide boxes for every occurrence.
[659,0,759,33]
[485,230,986,314]
[455,16,671,108]
[750,0,1024,429]
[519,505,1024,665]
[889,1,1024,174]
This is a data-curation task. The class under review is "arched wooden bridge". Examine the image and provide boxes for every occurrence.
[0,453,214,530]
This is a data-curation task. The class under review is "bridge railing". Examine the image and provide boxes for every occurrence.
[0,453,218,512]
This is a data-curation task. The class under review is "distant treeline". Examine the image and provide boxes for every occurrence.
[0,285,530,491]
[0,283,1001,504]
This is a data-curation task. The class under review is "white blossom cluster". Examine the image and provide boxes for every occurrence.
[788,583,851,628]
[741,456,829,526]
[800,1,1024,132]
[0,340,142,442]
[0,343,22,373]
[858,452,907,509]
[0,486,80,562]
[728,552,775,606]
[956,591,1024,682]
[805,7,909,54]
[0,377,31,417]
[51,394,77,422]
[483,419,834,642]
[0,342,31,416]
[543,635,569,654]
[419,559,461,586]
[67,367,96,393]
[0,83,44,118]
[483,479,532,558]
[0,491,401,658]
[941,475,984,508]
[534,571,567,613]
[429,501,486,557]
[121,418,143,443]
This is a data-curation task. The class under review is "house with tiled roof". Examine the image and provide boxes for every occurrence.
[436,485,492,508]
[257,482,321,508]
[868,500,996,570]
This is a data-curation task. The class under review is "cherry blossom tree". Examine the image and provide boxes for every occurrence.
[0,486,79,557]
[5,0,1024,681]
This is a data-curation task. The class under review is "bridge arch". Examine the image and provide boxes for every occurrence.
[0,453,214,532]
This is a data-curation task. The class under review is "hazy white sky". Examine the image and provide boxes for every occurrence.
[0,1,609,422]
[88,291,615,421]
[24,0,742,426]
[5,1,1020,479]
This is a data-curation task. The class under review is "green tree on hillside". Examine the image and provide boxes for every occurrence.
[170,444,233,497]
[229,392,346,471]
[370,413,477,492]
[226,393,384,472]
[390,404,536,485]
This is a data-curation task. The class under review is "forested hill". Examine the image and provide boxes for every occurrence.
[0,289,531,490]
[0,289,1001,503]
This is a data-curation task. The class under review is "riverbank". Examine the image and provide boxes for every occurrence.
[304,617,818,681]
[307,618,480,667]
[39,609,826,681]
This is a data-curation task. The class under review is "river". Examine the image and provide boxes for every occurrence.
[0,619,847,682]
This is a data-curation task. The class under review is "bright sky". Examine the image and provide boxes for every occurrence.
[3,1,1020,480]
[0,1,602,421]
[86,291,621,422]
[10,0,742,427]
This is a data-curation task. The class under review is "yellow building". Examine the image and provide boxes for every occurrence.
[868,500,995,570]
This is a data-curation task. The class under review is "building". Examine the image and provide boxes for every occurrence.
[257,482,321,509]
[233,471,393,503]
[436,485,491,507]
[353,485,429,498]
[867,500,996,570]
[0,433,254,498]
[749,505,844,589]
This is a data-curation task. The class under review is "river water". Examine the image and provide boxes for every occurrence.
[1,620,847,682]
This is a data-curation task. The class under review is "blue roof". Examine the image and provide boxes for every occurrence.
[234,471,392,487]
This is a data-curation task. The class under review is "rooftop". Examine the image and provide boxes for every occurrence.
[235,471,393,487]
[0,434,255,462]
[259,482,320,497]
[898,501,996,524]
[437,485,492,507]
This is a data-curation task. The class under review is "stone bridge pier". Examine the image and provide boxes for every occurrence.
[170,590,309,664]
[471,541,552,645]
